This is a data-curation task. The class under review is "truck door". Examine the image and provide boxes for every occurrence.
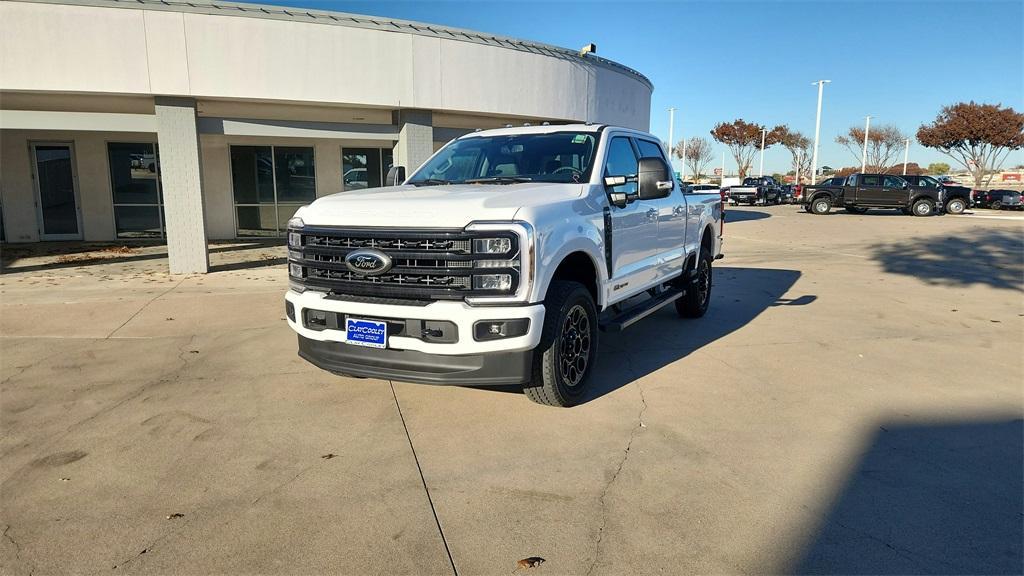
[634,138,686,279]
[603,135,661,300]
[856,174,886,205]
[883,175,910,206]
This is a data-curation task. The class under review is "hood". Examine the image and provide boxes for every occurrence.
[297,182,584,228]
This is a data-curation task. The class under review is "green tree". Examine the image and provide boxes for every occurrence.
[926,162,951,175]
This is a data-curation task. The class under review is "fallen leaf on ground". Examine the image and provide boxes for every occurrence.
[166,513,185,520]
[517,557,545,569]
[321,453,336,459]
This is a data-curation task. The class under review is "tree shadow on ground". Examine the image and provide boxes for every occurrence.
[869,228,1023,292]
[792,418,1023,575]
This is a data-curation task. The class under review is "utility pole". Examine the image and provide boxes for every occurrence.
[667,107,676,174]
[902,138,910,175]
[861,115,872,173]
[810,80,830,184]
[759,128,767,177]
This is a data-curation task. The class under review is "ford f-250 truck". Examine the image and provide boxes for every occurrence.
[727,176,782,205]
[284,124,723,407]
[801,173,943,216]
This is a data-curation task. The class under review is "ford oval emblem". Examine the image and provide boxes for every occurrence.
[345,248,392,276]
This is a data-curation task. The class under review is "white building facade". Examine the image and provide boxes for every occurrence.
[0,0,653,272]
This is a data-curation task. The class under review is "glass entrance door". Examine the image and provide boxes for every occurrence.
[32,143,81,240]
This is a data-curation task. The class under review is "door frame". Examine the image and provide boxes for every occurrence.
[30,141,83,240]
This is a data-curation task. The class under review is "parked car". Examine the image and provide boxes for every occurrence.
[973,189,1024,210]
[800,173,942,216]
[779,184,796,204]
[794,177,844,204]
[285,124,724,407]
[899,174,973,214]
[728,176,782,205]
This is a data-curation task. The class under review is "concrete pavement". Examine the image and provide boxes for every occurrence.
[1,208,1021,575]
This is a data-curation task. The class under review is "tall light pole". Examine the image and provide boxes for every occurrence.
[810,80,830,184]
[902,138,910,175]
[667,107,677,174]
[861,115,872,173]
[680,123,687,182]
[758,128,767,177]
[721,150,726,186]
[796,149,802,185]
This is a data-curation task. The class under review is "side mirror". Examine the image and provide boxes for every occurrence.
[902,181,909,190]
[385,166,406,187]
[637,157,673,200]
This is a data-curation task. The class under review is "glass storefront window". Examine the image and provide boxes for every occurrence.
[342,147,393,191]
[230,145,316,237]
[107,142,164,238]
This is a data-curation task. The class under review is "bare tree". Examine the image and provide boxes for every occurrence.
[679,137,714,180]
[779,129,813,184]
[711,120,786,179]
[917,102,1024,188]
[835,124,908,173]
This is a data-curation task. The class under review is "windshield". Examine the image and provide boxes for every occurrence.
[407,132,598,185]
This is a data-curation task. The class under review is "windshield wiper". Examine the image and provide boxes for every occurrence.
[410,178,452,186]
[464,176,533,184]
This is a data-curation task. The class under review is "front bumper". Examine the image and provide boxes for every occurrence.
[285,289,545,356]
[297,335,532,386]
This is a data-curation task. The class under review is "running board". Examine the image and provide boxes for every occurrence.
[600,288,683,332]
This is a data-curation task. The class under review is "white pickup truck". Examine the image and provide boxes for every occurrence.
[284,124,724,406]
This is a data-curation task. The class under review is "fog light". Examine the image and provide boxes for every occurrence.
[472,274,512,291]
[289,263,304,278]
[473,318,530,341]
[285,301,295,322]
[473,237,511,254]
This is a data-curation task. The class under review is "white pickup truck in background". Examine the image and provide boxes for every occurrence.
[284,124,724,406]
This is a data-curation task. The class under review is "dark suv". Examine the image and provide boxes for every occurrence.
[900,174,972,214]
[974,189,1023,210]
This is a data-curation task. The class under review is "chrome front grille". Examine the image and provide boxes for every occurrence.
[288,227,519,301]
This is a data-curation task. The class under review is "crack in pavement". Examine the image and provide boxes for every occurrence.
[3,524,35,576]
[585,352,648,576]
[105,276,188,339]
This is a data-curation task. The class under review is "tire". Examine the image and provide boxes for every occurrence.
[810,197,832,215]
[911,198,934,217]
[523,281,598,407]
[990,201,1002,210]
[676,248,712,318]
[803,204,812,212]
[945,198,966,214]
[845,206,868,214]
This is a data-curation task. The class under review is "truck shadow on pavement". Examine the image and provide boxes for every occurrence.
[724,208,772,222]
[583,266,807,403]
[791,417,1023,575]
[869,228,1023,292]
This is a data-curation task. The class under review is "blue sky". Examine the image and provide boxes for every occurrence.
[261,0,1023,174]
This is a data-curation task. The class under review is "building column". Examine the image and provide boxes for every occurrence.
[155,97,209,274]
[393,109,433,175]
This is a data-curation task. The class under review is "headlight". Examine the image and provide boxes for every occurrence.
[472,274,513,291]
[473,238,511,254]
[287,231,301,247]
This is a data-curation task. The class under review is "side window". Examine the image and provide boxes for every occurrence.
[604,137,638,193]
[635,139,666,161]
[861,175,882,187]
[884,176,905,188]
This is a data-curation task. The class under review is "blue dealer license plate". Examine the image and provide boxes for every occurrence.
[345,318,387,349]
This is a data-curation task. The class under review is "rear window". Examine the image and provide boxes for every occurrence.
[742,177,760,186]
